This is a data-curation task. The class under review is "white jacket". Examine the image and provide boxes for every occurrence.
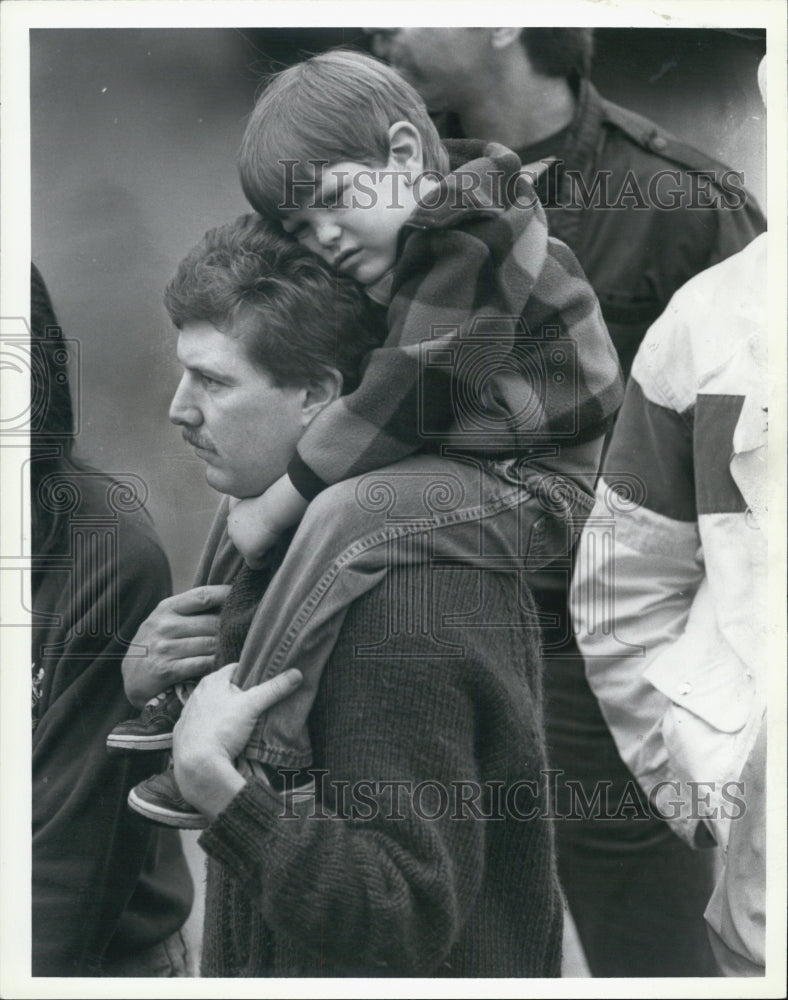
[570,233,768,855]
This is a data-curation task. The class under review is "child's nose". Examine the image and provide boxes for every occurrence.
[314,219,342,247]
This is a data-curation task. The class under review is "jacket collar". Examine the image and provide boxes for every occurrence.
[406,140,524,231]
[540,80,607,249]
[562,80,608,172]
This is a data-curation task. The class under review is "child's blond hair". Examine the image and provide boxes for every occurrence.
[238,49,449,220]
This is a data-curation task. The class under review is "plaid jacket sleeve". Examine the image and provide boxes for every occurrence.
[289,147,623,497]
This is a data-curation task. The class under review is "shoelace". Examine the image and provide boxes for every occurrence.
[144,689,171,709]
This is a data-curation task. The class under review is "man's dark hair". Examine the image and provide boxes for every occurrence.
[519,28,594,85]
[164,214,382,392]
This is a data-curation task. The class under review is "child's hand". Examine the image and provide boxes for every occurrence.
[227,495,282,568]
[227,476,310,567]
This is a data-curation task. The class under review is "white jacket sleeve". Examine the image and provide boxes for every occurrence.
[569,299,708,846]
[573,236,768,852]
[571,482,705,845]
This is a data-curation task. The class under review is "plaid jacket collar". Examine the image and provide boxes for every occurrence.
[406,140,524,231]
[365,141,528,307]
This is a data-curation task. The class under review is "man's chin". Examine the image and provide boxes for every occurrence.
[203,467,235,495]
[204,469,269,499]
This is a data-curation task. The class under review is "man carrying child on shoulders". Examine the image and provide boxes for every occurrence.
[116,50,622,821]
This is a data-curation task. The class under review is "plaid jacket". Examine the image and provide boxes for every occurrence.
[288,142,623,498]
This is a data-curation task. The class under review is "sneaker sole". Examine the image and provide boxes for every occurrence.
[127,789,208,830]
[106,732,174,752]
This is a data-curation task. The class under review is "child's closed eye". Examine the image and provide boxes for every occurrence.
[280,218,305,237]
[322,190,343,209]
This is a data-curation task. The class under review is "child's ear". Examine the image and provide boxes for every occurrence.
[386,121,425,177]
[300,368,343,425]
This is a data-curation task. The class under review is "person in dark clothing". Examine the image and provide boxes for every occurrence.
[366,26,765,977]
[30,265,193,975]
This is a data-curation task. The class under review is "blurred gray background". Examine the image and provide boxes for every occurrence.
[31,27,766,593]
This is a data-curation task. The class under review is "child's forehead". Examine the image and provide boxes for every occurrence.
[289,158,389,185]
[279,160,385,213]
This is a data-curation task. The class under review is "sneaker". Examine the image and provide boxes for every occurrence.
[106,687,183,753]
[127,759,208,830]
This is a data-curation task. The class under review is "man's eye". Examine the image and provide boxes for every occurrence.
[200,374,222,389]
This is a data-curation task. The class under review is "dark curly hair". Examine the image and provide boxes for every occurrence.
[164,214,383,393]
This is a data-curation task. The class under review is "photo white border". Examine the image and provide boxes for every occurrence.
[2,2,785,998]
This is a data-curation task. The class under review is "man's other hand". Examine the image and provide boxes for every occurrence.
[121,585,232,707]
[173,662,303,818]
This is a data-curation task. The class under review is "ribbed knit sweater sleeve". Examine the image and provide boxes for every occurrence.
[199,565,562,977]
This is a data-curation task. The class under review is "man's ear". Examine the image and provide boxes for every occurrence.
[490,27,521,51]
[386,121,425,178]
[300,368,343,426]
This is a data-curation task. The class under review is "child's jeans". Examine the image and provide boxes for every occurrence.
[195,451,596,770]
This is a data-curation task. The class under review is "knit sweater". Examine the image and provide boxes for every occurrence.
[214,532,296,671]
[199,562,563,977]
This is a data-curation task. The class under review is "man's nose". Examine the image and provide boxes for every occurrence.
[169,374,201,426]
[364,28,399,60]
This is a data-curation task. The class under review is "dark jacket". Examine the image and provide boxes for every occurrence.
[441,80,766,378]
[32,471,193,975]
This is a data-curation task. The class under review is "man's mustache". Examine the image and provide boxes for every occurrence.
[182,430,215,452]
